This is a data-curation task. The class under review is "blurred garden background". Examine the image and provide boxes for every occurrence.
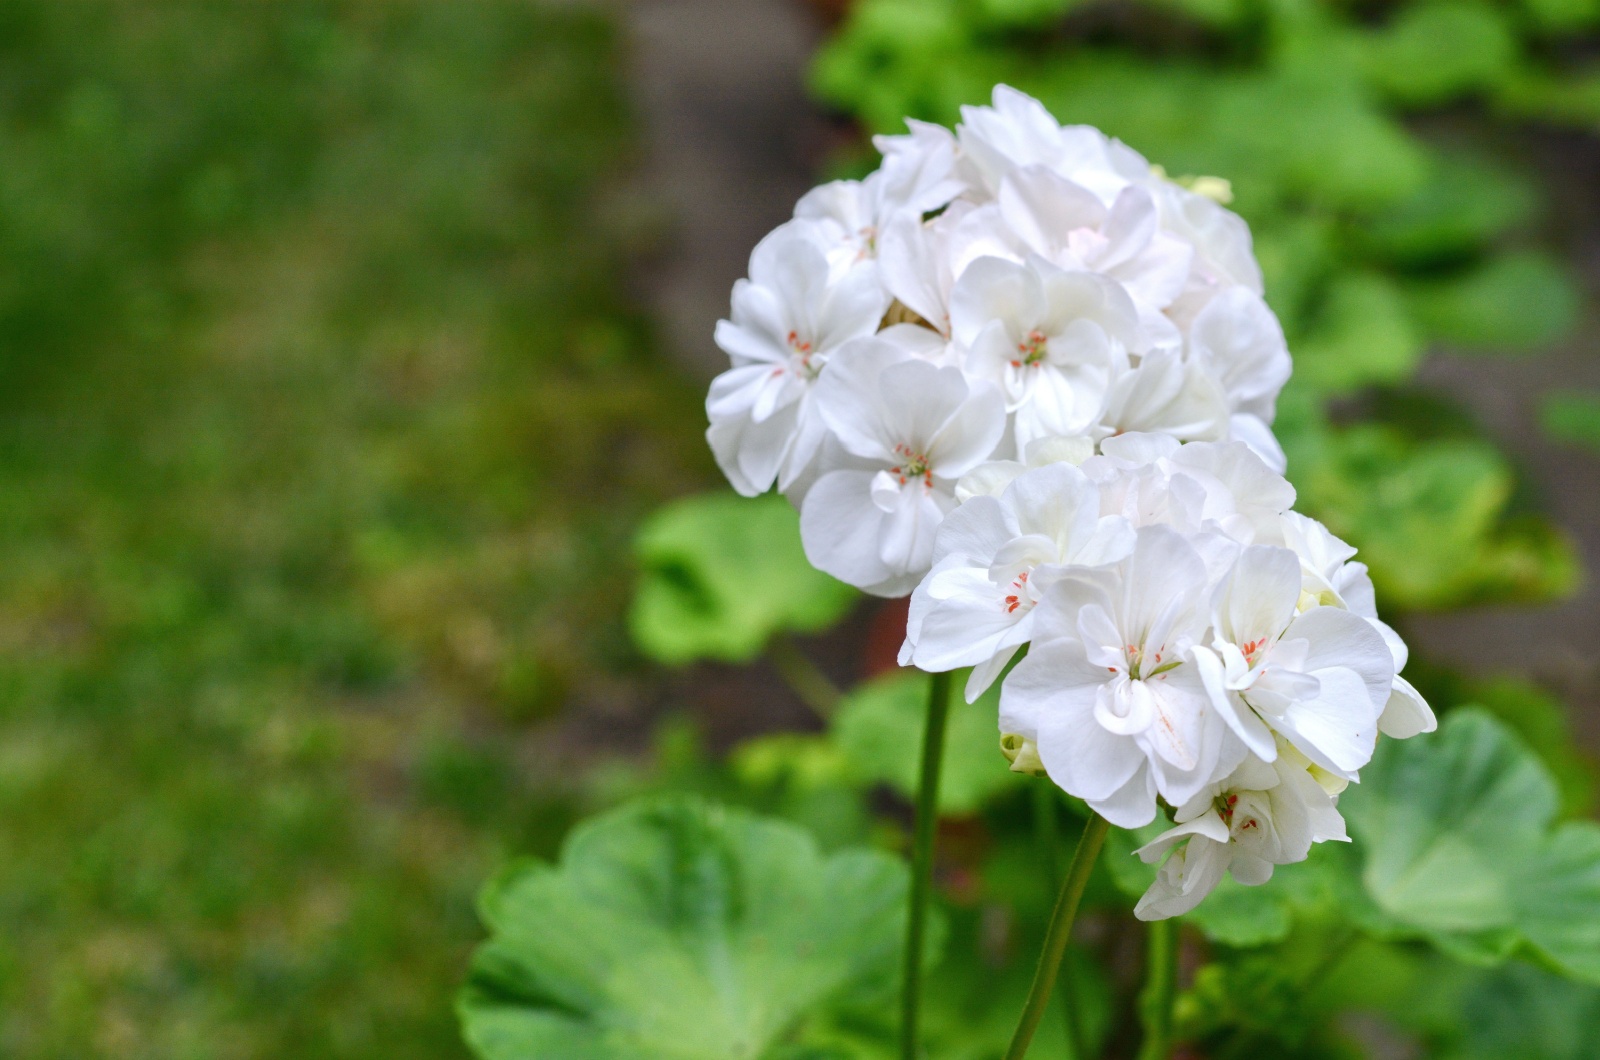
[5,0,1600,1057]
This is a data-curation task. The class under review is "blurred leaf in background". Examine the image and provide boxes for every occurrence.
[630,494,857,665]
[1543,391,1600,454]
[0,2,709,1056]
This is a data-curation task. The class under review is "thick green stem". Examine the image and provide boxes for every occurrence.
[900,669,952,1060]
[1003,813,1110,1060]
[1136,917,1178,1060]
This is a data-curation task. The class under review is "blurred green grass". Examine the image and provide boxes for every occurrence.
[0,3,709,1056]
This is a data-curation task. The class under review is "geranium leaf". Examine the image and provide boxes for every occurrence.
[1516,822,1600,982]
[1292,271,1421,395]
[1404,250,1581,351]
[1348,709,1555,933]
[459,796,907,1060]
[831,670,1017,814]
[1542,391,1600,455]
[1358,0,1517,107]
[1342,710,1600,983]
[630,494,858,664]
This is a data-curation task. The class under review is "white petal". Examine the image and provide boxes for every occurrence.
[1378,674,1437,738]
[1134,810,1231,862]
[1192,646,1277,760]
[799,469,891,590]
[1006,642,1146,805]
[1272,666,1380,778]
[1288,605,1395,711]
[1089,761,1160,829]
[1217,544,1302,645]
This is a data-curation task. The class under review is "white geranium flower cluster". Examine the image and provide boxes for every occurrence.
[706,85,1435,919]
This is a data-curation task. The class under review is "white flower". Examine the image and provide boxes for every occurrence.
[955,84,1148,202]
[1280,513,1436,740]
[707,223,890,495]
[950,255,1141,453]
[1000,525,1246,826]
[996,167,1193,337]
[1188,287,1292,465]
[1133,742,1348,920]
[1152,177,1265,328]
[954,434,1097,504]
[1098,347,1230,445]
[1191,543,1395,780]
[873,117,969,212]
[800,336,1005,596]
[1085,436,1295,553]
[901,461,1135,701]
[878,200,976,339]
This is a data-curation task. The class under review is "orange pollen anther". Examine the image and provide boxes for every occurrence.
[890,443,933,488]
[1009,328,1048,368]
[1002,571,1030,613]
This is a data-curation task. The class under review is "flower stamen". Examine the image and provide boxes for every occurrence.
[1009,329,1048,369]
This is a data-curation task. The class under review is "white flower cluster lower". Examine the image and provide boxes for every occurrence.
[706,85,1435,919]
[903,435,1434,916]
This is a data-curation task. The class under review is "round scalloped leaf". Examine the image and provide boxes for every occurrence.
[458,796,907,1060]
[630,493,857,665]
[1342,710,1600,984]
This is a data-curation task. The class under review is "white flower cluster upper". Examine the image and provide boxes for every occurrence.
[706,85,1435,919]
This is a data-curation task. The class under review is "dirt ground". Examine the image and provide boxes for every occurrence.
[621,0,1600,745]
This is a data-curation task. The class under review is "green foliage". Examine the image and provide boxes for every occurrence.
[1404,251,1582,351]
[1358,1,1518,107]
[1342,710,1600,982]
[458,797,907,1060]
[831,669,1017,814]
[1442,963,1600,1059]
[1542,391,1600,453]
[0,2,712,1056]
[811,0,1590,612]
[1291,273,1422,394]
[630,494,858,665]
[1361,155,1537,268]
[1468,677,1600,817]
[1285,419,1579,608]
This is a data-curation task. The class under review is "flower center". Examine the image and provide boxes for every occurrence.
[1240,637,1269,667]
[1123,642,1182,681]
[786,330,821,379]
[856,225,877,259]
[890,443,933,487]
[1215,792,1259,834]
[1010,329,1048,368]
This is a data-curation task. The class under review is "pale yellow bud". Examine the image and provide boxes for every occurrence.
[1000,733,1047,776]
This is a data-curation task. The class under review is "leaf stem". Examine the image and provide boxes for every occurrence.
[1004,813,1110,1060]
[900,669,952,1060]
[1136,917,1178,1060]
[1032,783,1081,1060]
[766,633,842,718]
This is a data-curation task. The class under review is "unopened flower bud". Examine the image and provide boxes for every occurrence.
[1000,733,1047,776]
